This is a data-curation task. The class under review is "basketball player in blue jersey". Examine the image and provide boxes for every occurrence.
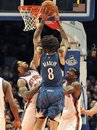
[32,8,69,130]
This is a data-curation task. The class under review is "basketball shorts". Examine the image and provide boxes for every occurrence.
[37,86,64,119]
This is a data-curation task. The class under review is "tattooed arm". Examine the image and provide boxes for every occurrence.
[17,79,40,101]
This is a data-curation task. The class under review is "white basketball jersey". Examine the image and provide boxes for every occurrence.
[21,70,42,130]
[20,69,42,91]
[62,81,81,119]
[60,81,82,130]
[62,94,80,119]
[0,77,5,118]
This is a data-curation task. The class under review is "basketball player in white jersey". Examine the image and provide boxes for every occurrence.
[0,77,21,130]
[12,60,42,130]
[81,102,97,117]
[58,67,82,130]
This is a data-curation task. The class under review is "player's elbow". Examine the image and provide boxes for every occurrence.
[20,93,31,101]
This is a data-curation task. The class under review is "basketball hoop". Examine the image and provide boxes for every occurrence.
[18,5,41,31]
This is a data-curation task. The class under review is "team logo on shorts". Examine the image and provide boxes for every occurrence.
[66,55,78,66]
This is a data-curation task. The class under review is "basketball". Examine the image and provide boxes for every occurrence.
[41,0,57,16]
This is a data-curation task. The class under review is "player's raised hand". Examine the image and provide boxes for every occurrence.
[40,7,52,21]
[13,120,21,130]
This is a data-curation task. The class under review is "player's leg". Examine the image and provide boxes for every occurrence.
[33,117,46,130]
[49,119,59,130]
[22,94,38,130]
[21,104,36,130]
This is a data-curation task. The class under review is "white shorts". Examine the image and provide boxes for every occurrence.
[57,115,82,130]
[21,93,38,130]
[0,117,5,130]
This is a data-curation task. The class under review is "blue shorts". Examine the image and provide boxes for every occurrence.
[37,86,64,119]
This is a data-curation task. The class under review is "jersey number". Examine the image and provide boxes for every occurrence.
[48,68,54,80]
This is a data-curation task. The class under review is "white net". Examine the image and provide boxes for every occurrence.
[19,7,40,31]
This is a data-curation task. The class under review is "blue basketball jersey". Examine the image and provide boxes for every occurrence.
[40,52,63,87]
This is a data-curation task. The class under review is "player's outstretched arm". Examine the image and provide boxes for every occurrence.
[56,20,68,42]
[54,9,68,41]
[30,18,44,69]
[4,80,21,129]
[54,9,69,65]
[81,103,97,117]
[33,19,44,49]
[33,7,51,49]
[31,8,52,69]
[54,9,70,48]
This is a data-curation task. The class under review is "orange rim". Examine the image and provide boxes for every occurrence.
[18,5,41,15]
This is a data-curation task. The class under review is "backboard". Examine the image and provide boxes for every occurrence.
[0,0,95,21]
[55,0,95,21]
